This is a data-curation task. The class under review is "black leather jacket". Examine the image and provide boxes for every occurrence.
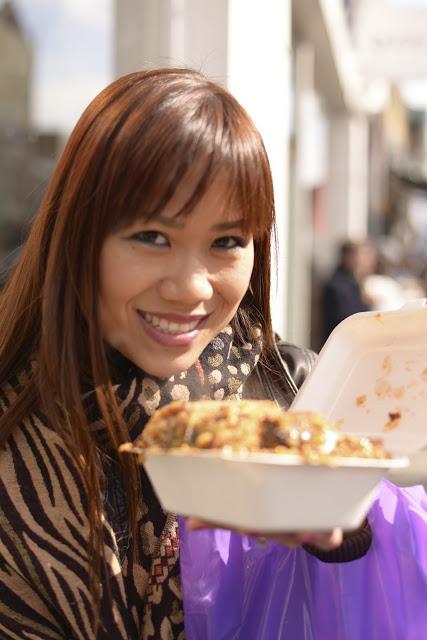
[243,338,316,409]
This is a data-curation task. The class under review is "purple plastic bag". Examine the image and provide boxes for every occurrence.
[179,480,427,639]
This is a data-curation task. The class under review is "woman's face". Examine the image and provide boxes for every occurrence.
[98,174,254,378]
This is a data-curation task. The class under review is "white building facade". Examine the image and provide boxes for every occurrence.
[114,0,369,348]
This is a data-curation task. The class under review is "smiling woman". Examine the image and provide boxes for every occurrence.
[0,69,377,639]
[98,174,255,377]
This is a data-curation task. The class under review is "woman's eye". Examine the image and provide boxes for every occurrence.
[130,231,169,246]
[212,236,245,250]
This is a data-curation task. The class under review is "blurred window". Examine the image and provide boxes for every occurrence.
[0,0,112,259]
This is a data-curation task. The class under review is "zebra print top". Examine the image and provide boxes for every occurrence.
[0,333,371,639]
[0,392,184,639]
[0,328,263,639]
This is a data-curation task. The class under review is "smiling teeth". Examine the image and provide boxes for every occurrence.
[143,312,200,334]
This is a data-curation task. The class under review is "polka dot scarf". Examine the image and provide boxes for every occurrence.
[90,324,263,442]
[133,324,262,423]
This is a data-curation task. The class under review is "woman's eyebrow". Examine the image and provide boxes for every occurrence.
[210,219,245,232]
[146,215,245,232]
[148,215,184,228]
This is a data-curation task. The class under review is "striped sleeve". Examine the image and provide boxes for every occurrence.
[0,415,131,639]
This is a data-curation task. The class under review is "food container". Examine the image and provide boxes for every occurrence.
[142,449,407,531]
[135,301,427,531]
[292,299,427,457]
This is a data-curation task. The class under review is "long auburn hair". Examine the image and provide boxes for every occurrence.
[0,68,276,608]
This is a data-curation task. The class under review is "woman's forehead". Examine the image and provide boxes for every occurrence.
[128,186,245,234]
[111,162,271,238]
[160,171,238,216]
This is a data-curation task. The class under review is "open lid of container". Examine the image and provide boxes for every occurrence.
[291,299,427,456]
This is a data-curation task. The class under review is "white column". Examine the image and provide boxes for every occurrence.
[226,0,292,338]
[114,0,229,78]
[114,0,292,337]
[328,113,369,245]
[114,0,153,75]
[348,115,369,239]
[287,42,317,348]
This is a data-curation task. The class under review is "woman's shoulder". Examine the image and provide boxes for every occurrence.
[0,370,89,508]
[0,396,87,522]
[243,336,317,408]
[274,337,317,390]
[1,410,71,460]
[0,375,63,451]
[0,413,90,587]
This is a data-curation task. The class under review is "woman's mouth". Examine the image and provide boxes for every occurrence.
[140,312,201,334]
[136,310,208,346]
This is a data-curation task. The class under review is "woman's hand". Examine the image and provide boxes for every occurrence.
[186,517,343,551]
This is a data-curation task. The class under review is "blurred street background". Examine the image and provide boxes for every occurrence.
[1,0,427,486]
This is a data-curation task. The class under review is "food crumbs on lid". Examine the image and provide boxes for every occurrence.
[356,394,367,407]
[382,356,392,375]
[393,387,404,399]
[375,378,392,399]
[384,411,401,431]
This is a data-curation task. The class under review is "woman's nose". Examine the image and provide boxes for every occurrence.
[159,269,214,304]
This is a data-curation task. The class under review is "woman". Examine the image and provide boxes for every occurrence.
[0,69,403,639]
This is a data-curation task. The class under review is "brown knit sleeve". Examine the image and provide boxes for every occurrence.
[302,518,372,563]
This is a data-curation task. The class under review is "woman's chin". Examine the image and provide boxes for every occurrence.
[130,351,203,380]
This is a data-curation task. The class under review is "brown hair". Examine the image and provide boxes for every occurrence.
[0,68,275,611]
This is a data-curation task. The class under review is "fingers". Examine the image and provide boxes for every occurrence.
[186,517,211,530]
[185,518,344,552]
[297,528,343,551]
[251,528,344,550]
[316,527,343,551]
[274,534,301,548]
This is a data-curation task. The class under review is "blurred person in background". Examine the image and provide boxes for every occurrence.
[321,240,377,343]
[362,238,426,312]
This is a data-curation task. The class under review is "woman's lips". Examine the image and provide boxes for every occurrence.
[136,310,208,347]
[140,311,207,323]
